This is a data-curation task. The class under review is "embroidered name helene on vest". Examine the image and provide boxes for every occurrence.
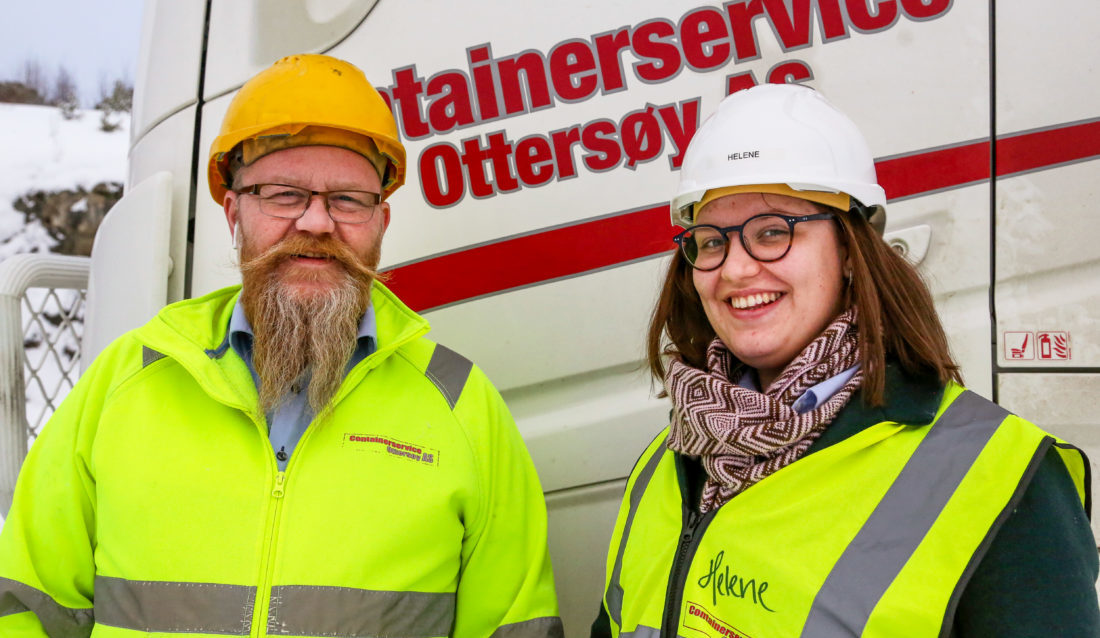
[697,550,777,611]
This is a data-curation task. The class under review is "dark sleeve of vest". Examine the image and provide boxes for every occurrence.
[953,446,1100,637]
[590,602,612,638]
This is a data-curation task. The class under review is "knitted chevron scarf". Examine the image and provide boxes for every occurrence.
[665,308,863,513]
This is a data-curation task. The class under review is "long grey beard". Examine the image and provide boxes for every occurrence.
[247,276,366,418]
[238,233,379,419]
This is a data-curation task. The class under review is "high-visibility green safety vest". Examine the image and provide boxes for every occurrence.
[0,284,561,638]
[601,383,1089,638]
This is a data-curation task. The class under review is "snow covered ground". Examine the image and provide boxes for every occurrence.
[0,103,129,259]
[1,103,129,526]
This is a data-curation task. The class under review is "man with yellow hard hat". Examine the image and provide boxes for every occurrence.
[0,54,563,638]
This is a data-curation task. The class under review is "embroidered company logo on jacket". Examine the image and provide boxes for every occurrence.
[685,601,755,638]
[344,434,440,465]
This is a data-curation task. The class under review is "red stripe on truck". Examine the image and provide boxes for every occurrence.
[385,119,1100,312]
[385,205,676,312]
[876,141,990,199]
[997,119,1100,175]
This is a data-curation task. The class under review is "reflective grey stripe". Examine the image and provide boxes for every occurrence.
[204,331,232,359]
[425,344,473,409]
[620,625,661,638]
[142,346,166,367]
[266,586,455,637]
[605,440,668,627]
[802,391,1008,637]
[94,576,254,635]
[489,616,565,638]
[0,577,93,638]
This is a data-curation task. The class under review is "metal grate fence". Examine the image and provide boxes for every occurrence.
[22,287,85,442]
[1,253,90,515]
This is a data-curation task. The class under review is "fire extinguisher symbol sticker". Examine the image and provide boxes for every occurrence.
[1037,332,1071,360]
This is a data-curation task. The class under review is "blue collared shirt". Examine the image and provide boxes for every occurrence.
[228,299,378,470]
[737,364,861,414]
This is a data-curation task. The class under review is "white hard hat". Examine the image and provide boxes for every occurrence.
[672,83,886,234]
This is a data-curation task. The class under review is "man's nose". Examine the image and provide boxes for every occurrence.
[295,194,336,234]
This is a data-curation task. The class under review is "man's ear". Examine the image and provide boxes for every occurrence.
[224,190,240,243]
[378,202,391,234]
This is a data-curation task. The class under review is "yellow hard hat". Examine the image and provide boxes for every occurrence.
[207,54,406,205]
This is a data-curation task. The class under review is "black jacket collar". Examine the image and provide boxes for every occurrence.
[808,362,944,454]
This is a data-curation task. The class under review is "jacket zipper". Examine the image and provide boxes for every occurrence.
[252,470,285,637]
[660,505,704,637]
[659,453,718,638]
[251,411,327,636]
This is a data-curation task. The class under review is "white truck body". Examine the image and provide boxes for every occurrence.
[80,0,1100,632]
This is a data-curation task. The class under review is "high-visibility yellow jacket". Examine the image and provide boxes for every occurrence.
[599,382,1091,638]
[0,283,562,638]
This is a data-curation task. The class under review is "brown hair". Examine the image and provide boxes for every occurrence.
[646,208,962,406]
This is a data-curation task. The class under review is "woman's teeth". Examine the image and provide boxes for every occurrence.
[730,292,781,309]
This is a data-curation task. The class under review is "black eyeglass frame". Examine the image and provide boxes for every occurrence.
[235,183,383,224]
[673,212,835,270]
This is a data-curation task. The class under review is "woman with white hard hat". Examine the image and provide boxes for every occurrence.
[592,83,1099,637]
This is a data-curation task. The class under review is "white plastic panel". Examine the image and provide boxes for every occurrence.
[132,0,205,144]
[83,172,172,368]
[545,481,626,636]
[191,96,239,296]
[128,106,199,303]
[203,0,379,101]
[995,162,1100,370]
[505,360,669,493]
[995,3,1099,133]
[995,0,1100,371]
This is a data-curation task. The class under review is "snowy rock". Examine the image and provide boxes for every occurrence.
[0,102,128,257]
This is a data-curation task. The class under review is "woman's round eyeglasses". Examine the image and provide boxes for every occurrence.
[674,212,835,270]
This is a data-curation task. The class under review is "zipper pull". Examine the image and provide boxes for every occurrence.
[272,472,286,498]
[683,508,706,545]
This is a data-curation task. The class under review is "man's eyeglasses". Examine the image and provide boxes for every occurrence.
[674,212,834,270]
[236,183,382,224]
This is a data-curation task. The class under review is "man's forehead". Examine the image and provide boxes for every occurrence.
[240,146,382,188]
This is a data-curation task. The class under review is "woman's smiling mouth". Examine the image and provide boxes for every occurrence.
[729,291,782,310]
